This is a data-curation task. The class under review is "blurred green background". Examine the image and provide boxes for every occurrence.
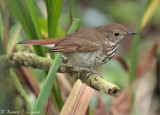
[0,0,160,115]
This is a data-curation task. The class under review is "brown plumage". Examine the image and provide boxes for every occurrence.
[18,23,136,67]
[18,28,101,53]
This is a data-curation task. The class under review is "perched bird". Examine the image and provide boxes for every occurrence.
[18,23,136,67]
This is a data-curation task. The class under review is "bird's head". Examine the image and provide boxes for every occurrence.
[97,23,136,44]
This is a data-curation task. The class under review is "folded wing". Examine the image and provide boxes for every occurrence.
[18,36,100,53]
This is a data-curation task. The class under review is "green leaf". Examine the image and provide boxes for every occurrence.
[25,0,43,39]
[7,23,21,53]
[141,0,160,30]
[31,18,81,115]
[0,37,5,56]
[129,0,160,89]
[45,0,64,109]
[38,18,48,38]
[51,79,64,111]
[10,69,32,110]
[31,53,62,115]
[129,28,140,83]
[5,0,33,39]
[46,0,63,38]
[0,10,4,41]
[129,0,160,113]
[69,0,75,25]
[67,19,81,34]
[0,10,5,55]
[55,77,64,110]
[5,0,44,56]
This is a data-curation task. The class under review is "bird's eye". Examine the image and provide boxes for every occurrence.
[114,33,119,36]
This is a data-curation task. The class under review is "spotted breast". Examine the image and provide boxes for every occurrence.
[64,42,119,67]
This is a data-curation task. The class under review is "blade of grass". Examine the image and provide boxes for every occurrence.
[0,36,5,55]
[7,23,21,53]
[5,0,34,40]
[55,77,64,110]
[51,77,64,111]
[38,18,48,38]
[67,19,81,34]
[141,0,160,30]
[129,0,160,90]
[1,0,9,48]
[0,10,5,55]
[51,83,60,110]
[5,0,45,56]
[69,0,75,25]
[129,0,160,113]
[0,10,4,41]
[25,0,43,40]
[46,0,63,38]
[38,17,66,39]
[31,18,81,115]
[46,0,65,110]
[129,29,141,112]
[10,69,32,110]
[52,19,81,111]
[31,53,62,115]
[129,29,140,83]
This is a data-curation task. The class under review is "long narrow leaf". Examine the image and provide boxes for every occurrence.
[129,0,160,112]
[129,29,140,83]
[10,69,33,110]
[46,0,64,110]
[25,0,43,40]
[129,0,160,89]
[31,18,81,115]
[69,0,75,25]
[7,23,21,53]
[0,10,5,55]
[5,0,44,56]
[46,0,63,38]
[141,0,160,30]
[51,77,64,111]
[5,0,33,39]
[0,10,4,41]
[32,53,62,115]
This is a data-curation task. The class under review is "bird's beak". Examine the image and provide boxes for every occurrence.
[128,31,137,35]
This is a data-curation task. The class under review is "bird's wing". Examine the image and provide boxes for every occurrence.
[46,36,100,52]
[18,29,101,53]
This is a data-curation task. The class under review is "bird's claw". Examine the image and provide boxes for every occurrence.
[81,67,102,79]
[61,56,68,64]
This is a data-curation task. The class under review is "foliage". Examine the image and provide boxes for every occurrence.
[0,0,160,114]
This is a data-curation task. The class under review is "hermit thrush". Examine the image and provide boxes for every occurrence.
[18,23,136,67]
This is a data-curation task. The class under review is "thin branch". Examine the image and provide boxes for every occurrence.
[0,51,120,96]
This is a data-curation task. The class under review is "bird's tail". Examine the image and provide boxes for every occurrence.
[17,38,64,48]
[18,39,52,45]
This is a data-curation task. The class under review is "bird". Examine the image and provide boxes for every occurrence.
[18,23,136,67]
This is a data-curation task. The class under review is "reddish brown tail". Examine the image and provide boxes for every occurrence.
[18,38,64,45]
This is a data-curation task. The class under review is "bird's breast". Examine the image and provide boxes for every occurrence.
[63,44,119,67]
[105,43,119,60]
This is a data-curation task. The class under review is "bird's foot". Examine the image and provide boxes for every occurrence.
[80,67,102,79]
[61,56,68,64]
